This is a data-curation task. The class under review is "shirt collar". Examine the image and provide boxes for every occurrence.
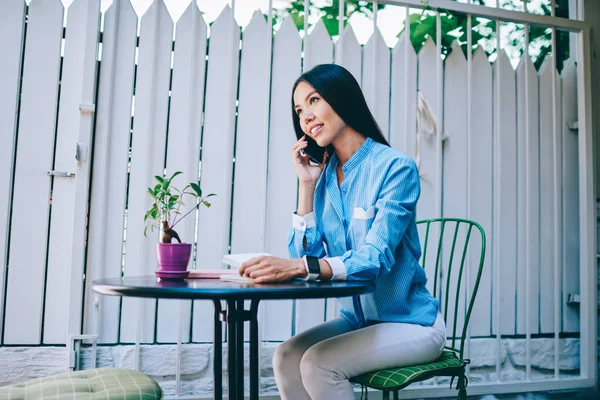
[340,137,374,174]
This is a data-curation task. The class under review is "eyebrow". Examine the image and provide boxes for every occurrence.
[294,90,317,110]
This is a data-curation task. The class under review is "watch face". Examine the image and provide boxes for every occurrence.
[306,256,321,274]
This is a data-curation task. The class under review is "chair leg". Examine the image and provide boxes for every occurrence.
[393,390,399,400]
[382,390,390,400]
[457,373,467,400]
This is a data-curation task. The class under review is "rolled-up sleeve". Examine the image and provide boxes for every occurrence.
[327,159,420,281]
[287,211,326,259]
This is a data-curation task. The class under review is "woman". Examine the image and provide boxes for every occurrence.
[239,64,445,399]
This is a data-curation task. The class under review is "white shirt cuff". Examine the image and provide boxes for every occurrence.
[292,212,316,231]
[325,257,347,280]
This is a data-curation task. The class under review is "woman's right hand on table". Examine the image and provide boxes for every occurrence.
[292,136,326,185]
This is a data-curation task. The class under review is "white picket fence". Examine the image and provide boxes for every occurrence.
[0,0,596,396]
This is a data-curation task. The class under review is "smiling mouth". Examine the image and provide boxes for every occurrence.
[310,124,323,137]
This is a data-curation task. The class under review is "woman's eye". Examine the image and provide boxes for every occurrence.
[309,96,319,104]
[296,109,302,116]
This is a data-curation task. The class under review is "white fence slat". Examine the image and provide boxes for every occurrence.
[442,42,468,337]
[560,60,580,332]
[516,57,540,335]
[85,0,138,344]
[390,34,417,156]
[157,2,207,344]
[230,11,271,343]
[3,0,64,345]
[43,0,101,345]
[231,11,270,259]
[304,18,333,71]
[334,25,362,85]
[362,28,391,139]
[538,56,562,333]
[416,38,439,222]
[493,51,518,336]
[295,17,333,334]
[0,0,26,343]
[193,5,239,342]
[120,0,174,344]
[263,16,301,341]
[468,47,494,337]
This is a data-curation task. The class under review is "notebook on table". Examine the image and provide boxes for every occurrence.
[187,253,271,280]
[220,253,270,282]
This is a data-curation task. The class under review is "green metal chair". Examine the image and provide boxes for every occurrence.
[351,218,487,400]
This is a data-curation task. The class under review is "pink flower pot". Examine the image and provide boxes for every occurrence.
[155,243,192,272]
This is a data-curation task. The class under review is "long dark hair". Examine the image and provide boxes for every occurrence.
[291,63,389,150]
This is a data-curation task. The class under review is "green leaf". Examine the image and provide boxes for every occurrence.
[189,183,202,197]
[166,171,183,187]
[205,193,217,198]
[290,10,304,31]
[322,15,338,37]
[154,175,164,183]
[202,200,211,208]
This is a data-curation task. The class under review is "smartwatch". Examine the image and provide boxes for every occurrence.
[302,255,321,281]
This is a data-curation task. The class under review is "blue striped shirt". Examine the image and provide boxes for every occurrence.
[287,138,440,329]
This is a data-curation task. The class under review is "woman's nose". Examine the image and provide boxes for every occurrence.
[303,111,315,124]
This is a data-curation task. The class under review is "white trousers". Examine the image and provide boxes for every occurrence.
[272,313,446,400]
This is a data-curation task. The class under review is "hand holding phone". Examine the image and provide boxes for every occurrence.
[299,134,328,165]
[292,135,328,184]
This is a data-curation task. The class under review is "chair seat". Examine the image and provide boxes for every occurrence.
[351,350,466,391]
[0,368,163,400]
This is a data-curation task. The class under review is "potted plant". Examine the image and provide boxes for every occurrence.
[144,171,215,278]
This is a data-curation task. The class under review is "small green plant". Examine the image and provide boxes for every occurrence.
[144,171,216,243]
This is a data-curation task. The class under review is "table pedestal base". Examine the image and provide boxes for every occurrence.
[213,299,260,400]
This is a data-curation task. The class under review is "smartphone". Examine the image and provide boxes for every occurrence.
[300,134,328,165]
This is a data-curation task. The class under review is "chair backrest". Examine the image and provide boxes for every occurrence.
[416,218,486,360]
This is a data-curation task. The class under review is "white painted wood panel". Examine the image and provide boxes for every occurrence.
[363,29,391,140]
[230,11,272,343]
[0,0,25,343]
[468,47,494,337]
[3,0,64,345]
[304,19,333,71]
[295,17,333,334]
[84,0,138,344]
[493,51,518,336]
[442,42,468,338]
[538,56,562,333]
[231,11,270,261]
[516,56,540,335]
[120,0,173,344]
[416,38,439,222]
[263,16,301,341]
[157,2,207,344]
[390,34,417,156]
[560,60,580,333]
[44,0,101,345]
[334,26,362,85]
[193,5,239,342]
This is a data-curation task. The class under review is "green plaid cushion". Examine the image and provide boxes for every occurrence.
[351,350,466,390]
[0,368,163,400]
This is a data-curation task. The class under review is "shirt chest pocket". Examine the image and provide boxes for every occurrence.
[350,206,376,249]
